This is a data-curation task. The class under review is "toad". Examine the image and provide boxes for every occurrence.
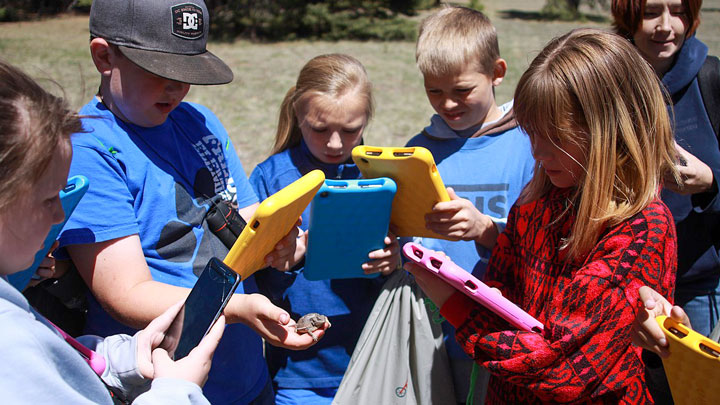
[294,313,330,342]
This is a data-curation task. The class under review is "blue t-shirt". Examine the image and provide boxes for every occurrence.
[247,140,383,389]
[407,112,534,358]
[58,99,267,404]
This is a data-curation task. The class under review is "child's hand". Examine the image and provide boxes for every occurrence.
[404,260,455,309]
[425,188,499,248]
[664,142,714,195]
[235,293,327,350]
[265,218,306,271]
[136,300,225,387]
[362,232,400,276]
[630,286,691,358]
[26,242,66,287]
[36,241,59,278]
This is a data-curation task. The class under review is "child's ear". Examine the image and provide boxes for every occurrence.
[492,58,507,86]
[89,38,114,77]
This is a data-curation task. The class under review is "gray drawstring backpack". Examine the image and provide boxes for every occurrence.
[334,270,456,404]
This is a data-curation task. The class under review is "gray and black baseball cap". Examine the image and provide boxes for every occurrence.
[90,0,233,85]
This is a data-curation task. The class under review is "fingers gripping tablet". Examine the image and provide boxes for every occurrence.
[223,170,325,279]
[402,242,544,333]
[657,315,720,405]
[352,146,451,239]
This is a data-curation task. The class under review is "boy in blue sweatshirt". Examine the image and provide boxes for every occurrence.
[406,6,535,403]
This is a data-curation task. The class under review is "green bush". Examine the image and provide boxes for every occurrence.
[468,0,484,12]
[2,0,424,40]
[72,0,93,13]
[0,1,74,16]
[207,0,421,41]
[0,7,20,22]
[541,0,581,20]
[388,0,438,15]
[0,0,89,20]
[541,0,607,21]
[300,3,416,41]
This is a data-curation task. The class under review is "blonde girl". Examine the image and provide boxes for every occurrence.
[248,53,399,404]
[406,28,679,404]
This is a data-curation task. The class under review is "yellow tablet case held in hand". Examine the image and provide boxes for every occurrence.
[223,169,325,280]
[657,315,720,405]
[352,145,451,239]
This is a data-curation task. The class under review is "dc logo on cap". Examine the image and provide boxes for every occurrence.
[171,3,204,40]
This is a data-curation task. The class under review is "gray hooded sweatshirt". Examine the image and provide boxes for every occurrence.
[0,277,209,404]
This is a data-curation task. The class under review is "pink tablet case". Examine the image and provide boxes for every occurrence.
[402,242,544,333]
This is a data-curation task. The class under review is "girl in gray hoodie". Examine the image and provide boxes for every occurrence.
[0,59,223,404]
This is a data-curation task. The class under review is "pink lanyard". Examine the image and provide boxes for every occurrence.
[47,319,107,375]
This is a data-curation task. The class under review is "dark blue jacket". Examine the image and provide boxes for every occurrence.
[661,36,720,292]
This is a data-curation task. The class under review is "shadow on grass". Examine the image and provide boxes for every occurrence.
[498,9,609,23]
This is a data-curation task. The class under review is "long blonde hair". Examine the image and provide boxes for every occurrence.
[272,54,373,154]
[514,29,679,260]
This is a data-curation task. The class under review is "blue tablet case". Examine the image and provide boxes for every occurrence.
[8,175,89,291]
[304,178,396,281]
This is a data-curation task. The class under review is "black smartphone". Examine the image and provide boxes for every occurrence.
[161,257,240,360]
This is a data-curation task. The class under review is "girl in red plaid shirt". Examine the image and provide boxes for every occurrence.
[406,28,681,404]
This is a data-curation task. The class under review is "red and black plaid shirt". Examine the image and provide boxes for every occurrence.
[441,188,676,404]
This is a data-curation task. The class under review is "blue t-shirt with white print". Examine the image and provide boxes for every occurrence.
[58,99,267,404]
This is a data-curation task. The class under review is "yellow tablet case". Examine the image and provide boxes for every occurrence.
[351,145,451,239]
[657,315,720,405]
[223,169,325,280]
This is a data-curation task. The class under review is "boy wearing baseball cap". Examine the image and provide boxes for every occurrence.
[58,1,323,403]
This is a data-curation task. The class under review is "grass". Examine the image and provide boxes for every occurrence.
[2,0,720,172]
